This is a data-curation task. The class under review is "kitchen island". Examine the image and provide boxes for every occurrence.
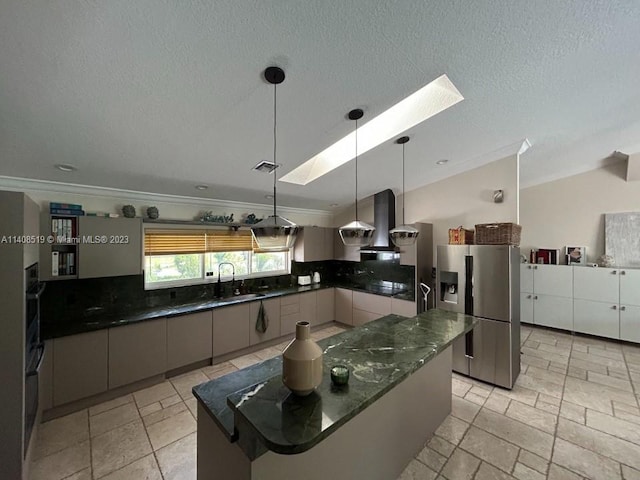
[192,309,477,480]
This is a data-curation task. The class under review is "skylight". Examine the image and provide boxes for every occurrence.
[279,74,464,185]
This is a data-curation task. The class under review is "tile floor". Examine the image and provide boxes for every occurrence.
[30,323,640,480]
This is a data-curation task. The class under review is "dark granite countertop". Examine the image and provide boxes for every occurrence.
[42,282,415,339]
[192,309,477,459]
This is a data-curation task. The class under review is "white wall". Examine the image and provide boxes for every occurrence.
[520,159,640,263]
[403,154,519,251]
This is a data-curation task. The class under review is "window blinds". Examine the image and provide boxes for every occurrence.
[144,229,284,255]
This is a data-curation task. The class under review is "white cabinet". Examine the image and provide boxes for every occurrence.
[620,305,640,343]
[333,230,360,262]
[520,264,573,329]
[620,269,640,306]
[212,304,250,357]
[573,267,619,303]
[293,227,334,262]
[574,299,620,339]
[249,298,281,345]
[335,288,353,326]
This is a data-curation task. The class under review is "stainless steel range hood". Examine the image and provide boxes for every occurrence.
[360,189,398,254]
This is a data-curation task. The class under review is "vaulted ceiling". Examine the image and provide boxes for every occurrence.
[1,1,639,210]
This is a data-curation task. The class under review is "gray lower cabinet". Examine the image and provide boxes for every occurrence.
[213,303,250,356]
[40,340,54,411]
[78,217,142,279]
[299,291,317,325]
[353,309,380,327]
[250,298,281,345]
[53,330,108,406]
[317,288,335,324]
[335,288,353,325]
[167,311,213,370]
[391,298,417,317]
[109,318,167,389]
[280,294,301,336]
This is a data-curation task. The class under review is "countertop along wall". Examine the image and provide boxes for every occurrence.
[520,159,640,264]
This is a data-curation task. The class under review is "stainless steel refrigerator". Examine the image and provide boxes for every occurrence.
[436,245,520,389]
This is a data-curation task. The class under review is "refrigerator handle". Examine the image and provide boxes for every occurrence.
[464,330,474,359]
[464,255,473,315]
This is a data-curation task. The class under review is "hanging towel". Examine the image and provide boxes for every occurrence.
[255,300,269,333]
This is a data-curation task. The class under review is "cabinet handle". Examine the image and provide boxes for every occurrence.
[621,306,626,311]
[612,270,617,274]
[534,295,538,300]
[526,295,532,299]
[621,271,626,275]
[528,265,532,269]
[534,266,538,270]
[612,305,617,310]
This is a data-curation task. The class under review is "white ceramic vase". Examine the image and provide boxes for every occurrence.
[282,321,323,396]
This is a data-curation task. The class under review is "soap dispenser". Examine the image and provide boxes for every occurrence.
[313,271,321,284]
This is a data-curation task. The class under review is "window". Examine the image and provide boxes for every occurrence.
[144,228,290,289]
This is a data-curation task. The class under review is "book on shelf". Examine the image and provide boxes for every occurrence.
[49,202,82,210]
[86,212,120,218]
[51,251,59,276]
[536,248,560,265]
[50,208,85,216]
[51,218,77,240]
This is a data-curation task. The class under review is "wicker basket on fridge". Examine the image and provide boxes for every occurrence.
[475,223,522,245]
[448,226,474,245]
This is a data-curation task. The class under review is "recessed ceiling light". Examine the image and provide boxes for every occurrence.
[265,194,274,200]
[280,74,464,185]
[436,159,449,165]
[195,185,209,190]
[55,164,77,172]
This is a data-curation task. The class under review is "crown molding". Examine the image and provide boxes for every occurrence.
[0,176,332,218]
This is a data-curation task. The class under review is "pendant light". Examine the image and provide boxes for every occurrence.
[390,136,419,246]
[251,66,299,251]
[339,109,375,247]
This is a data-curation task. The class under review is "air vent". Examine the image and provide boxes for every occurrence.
[253,161,278,174]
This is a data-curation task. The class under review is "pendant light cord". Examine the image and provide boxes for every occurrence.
[272,82,277,217]
[355,117,359,222]
[402,142,406,225]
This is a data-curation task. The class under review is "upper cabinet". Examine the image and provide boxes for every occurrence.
[333,229,360,262]
[78,217,142,279]
[293,227,334,262]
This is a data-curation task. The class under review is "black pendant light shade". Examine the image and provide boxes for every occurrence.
[339,109,376,247]
[251,66,299,251]
[390,136,419,247]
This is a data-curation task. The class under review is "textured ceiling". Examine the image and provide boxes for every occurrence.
[1,1,639,210]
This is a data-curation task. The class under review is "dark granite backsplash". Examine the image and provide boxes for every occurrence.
[292,259,414,297]
[41,273,292,326]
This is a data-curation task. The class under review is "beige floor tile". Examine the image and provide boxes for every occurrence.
[525,366,566,387]
[63,467,91,480]
[557,417,640,471]
[99,454,162,480]
[229,352,263,369]
[185,397,198,418]
[552,438,621,480]
[440,448,480,480]
[398,459,438,480]
[518,450,549,475]
[155,432,196,480]
[89,402,140,437]
[474,461,515,479]
[463,391,487,406]
[469,385,491,398]
[89,394,134,417]
[515,373,564,399]
[492,384,539,407]
[564,376,637,415]
[559,401,586,424]
[451,377,472,397]
[587,346,624,361]
[416,445,447,472]
[146,409,197,451]
[549,363,568,375]
[434,415,469,446]
[571,351,627,370]
[586,409,640,445]
[536,402,560,416]
[622,465,640,480]
[427,435,455,458]
[29,439,90,480]
[484,391,511,414]
[142,401,188,427]
[587,370,634,393]
[170,370,209,400]
[473,408,554,459]
[451,395,481,423]
[513,462,546,480]
[569,358,608,375]
[91,419,152,479]
[160,394,182,408]
[538,342,571,358]
[538,393,562,407]
[522,354,551,370]
[566,366,587,380]
[547,463,584,480]
[201,361,238,380]
[32,409,89,460]
[254,346,281,360]
[459,426,518,472]
[521,346,569,366]
[524,340,541,349]
[133,381,178,408]
[506,400,557,434]
[139,402,162,417]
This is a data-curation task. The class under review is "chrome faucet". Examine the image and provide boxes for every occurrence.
[215,262,235,297]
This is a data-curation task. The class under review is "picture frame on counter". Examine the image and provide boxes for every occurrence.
[566,246,587,265]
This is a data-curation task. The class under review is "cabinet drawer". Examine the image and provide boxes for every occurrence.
[281,294,300,306]
[281,302,300,316]
[620,269,640,306]
[250,298,281,345]
[533,294,573,331]
[280,312,301,336]
[574,299,619,340]
[533,265,573,297]
[391,298,416,317]
[352,291,392,316]
[167,311,212,370]
[353,309,380,327]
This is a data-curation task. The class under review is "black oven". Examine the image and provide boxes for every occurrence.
[25,262,45,454]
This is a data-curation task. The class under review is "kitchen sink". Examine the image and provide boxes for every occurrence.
[218,293,265,302]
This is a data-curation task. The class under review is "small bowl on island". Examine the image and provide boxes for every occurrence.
[330,365,349,386]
